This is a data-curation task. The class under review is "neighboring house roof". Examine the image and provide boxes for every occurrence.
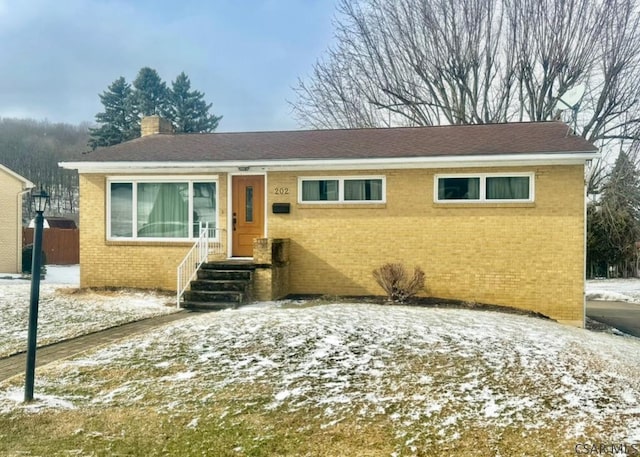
[27,217,77,229]
[0,163,34,188]
[45,217,78,229]
[60,121,599,172]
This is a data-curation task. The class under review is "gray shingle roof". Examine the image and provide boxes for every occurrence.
[72,122,597,163]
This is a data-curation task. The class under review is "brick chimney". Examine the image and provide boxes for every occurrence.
[141,115,174,137]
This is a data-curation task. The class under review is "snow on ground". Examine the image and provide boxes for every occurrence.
[586,278,640,303]
[0,264,80,285]
[0,265,177,358]
[2,304,640,447]
[1,272,640,449]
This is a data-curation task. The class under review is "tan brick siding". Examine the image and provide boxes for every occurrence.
[79,173,228,290]
[0,171,26,273]
[266,166,585,325]
[80,165,585,325]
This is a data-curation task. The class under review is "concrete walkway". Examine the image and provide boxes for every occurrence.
[0,310,202,382]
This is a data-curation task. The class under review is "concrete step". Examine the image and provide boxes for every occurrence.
[181,301,239,311]
[190,279,248,292]
[183,290,243,303]
[202,261,257,271]
[197,269,252,281]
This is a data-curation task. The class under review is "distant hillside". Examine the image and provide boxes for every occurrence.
[0,118,89,219]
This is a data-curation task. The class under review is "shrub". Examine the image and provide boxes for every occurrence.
[22,244,47,276]
[372,263,425,303]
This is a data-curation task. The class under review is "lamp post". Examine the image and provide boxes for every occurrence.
[24,187,49,402]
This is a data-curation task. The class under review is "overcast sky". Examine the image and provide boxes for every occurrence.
[0,0,337,132]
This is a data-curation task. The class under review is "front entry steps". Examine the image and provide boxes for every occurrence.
[181,261,255,311]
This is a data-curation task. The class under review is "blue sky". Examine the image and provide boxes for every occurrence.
[0,0,337,132]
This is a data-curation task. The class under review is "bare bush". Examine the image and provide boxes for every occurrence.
[372,263,425,303]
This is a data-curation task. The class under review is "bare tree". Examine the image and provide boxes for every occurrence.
[292,0,640,149]
[0,118,87,219]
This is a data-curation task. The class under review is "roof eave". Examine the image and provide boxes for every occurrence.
[0,164,34,188]
[59,151,600,174]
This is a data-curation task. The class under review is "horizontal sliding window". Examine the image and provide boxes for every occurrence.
[299,176,385,203]
[108,177,217,240]
[438,177,480,200]
[302,179,339,201]
[344,179,383,201]
[486,176,530,200]
[435,173,533,203]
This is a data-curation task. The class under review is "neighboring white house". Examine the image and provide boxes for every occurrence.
[0,164,33,273]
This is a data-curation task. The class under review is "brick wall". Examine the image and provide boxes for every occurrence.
[252,238,290,301]
[266,165,586,326]
[78,173,229,290]
[80,165,586,326]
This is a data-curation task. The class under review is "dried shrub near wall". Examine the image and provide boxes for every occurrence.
[372,263,425,303]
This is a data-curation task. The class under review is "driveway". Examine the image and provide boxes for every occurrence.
[586,300,640,337]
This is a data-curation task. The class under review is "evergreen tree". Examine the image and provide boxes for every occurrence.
[132,67,170,117]
[169,72,222,133]
[587,150,640,277]
[88,77,139,149]
[89,68,222,148]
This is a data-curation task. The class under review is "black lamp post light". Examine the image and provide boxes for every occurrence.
[24,187,49,402]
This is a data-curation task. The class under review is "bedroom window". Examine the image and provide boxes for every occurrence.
[108,178,217,240]
[435,173,533,203]
[299,176,385,203]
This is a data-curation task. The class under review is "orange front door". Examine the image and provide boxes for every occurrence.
[232,175,265,257]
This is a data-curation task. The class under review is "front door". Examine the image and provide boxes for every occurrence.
[232,175,265,257]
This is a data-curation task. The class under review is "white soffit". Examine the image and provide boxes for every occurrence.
[59,151,599,174]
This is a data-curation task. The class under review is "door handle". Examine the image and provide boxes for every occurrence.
[233,212,237,231]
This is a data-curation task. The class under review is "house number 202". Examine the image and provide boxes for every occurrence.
[274,187,290,195]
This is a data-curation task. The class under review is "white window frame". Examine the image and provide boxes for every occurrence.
[297,175,387,204]
[434,172,535,203]
[107,175,219,241]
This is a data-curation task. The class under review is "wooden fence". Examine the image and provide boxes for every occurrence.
[23,228,79,265]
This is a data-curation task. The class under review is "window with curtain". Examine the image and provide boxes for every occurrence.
[110,183,133,237]
[344,179,383,201]
[302,179,339,201]
[137,183,189,237]
[299,176,385,203]
[109,179,217,240]
[436,174,533,202]
[193,182,217,237]
[486,176,530,200]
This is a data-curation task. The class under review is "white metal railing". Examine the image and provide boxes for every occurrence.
[176,223,225,307]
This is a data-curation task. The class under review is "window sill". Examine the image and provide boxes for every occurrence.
[433,202,536,209]
[297,203,387,210]
[106,239,201,247]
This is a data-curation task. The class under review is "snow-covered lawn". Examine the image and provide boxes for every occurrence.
[1,275,640,454]
[0,265,177,358]
[586,277,640,303]
[1,303,640,455]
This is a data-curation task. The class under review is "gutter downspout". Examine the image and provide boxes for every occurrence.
[17,187,34,274]
[583,161,591,329]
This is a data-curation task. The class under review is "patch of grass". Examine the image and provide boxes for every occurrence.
[0,393,602,457]
[0,400,397,457]
[0,359,623,457]
[58,286,174,298]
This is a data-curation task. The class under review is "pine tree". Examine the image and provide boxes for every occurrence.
[132,67,170,117]
[89,68,222,148]
[88,77,139,149]
[169,72,222,133]
[588,150,640,277]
